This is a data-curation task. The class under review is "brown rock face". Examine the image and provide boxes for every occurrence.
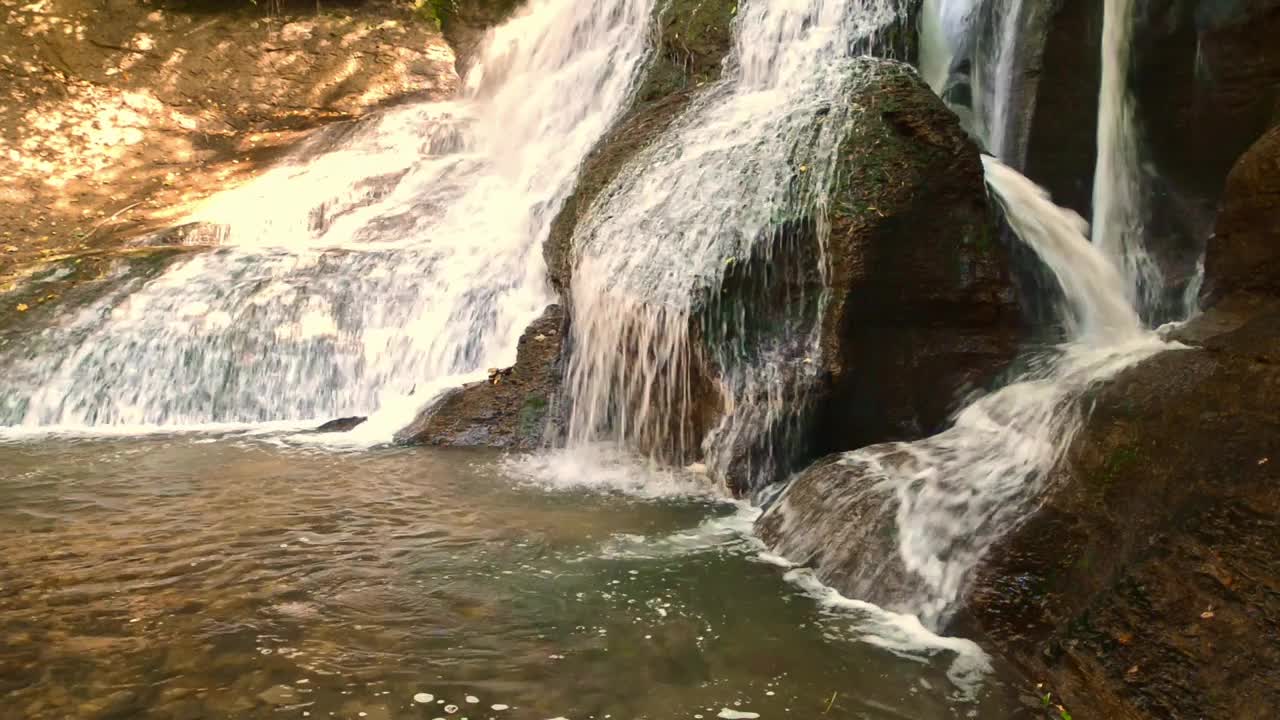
[962,122,1280,719]
[962,302,1280,720]
[396,305,565,449]
[0,0,457,289]
[1204,125,1280,302]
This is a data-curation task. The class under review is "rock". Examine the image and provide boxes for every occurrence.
[315,416,368,433]
[961,307,1280,719]
[433,0,522,72]
[959,133,1280,713]
[813,61,1021,453]
[395,304,564,448]
[1203,124,1280,302]
[552,57,1019,491]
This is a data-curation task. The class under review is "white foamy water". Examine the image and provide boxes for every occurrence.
[0,0,656,439]
[1092,0,1163,313]
[763,160,1172,627]
[563,0,911,487]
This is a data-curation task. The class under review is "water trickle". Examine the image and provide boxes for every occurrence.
[0,0,656,438]
[563,0,911,487]
[763,158,1170,627]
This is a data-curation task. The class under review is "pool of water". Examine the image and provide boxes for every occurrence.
[0,434,1025,719]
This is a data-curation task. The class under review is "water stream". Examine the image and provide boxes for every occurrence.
[564,0,910,487]
[0,0,1200,710]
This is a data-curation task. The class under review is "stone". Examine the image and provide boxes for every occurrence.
[549,57,1020,492]
[396,304,565,448]
[1023,0,1280,314]
[961,300,1280,720]
[315,416,368,433]
[1203,124,1280,303]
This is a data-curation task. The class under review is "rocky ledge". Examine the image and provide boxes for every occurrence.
[395,305,565,449]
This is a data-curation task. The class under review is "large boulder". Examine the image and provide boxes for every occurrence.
[395,305,565,449]
[552,57,1020,492]
[813,64,1021,452]
[1203,125,1280,302]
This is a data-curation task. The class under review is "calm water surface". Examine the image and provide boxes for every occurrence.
[0,435,1024,719]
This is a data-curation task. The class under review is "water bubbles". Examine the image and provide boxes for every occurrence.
[413,693,434,704]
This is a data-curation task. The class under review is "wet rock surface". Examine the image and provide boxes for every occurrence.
[396,305,564,449]
[815,61,1021,453]
[551,54,1019,490]
[1204,124,1280,302]
[544,0,738,294]
[963,129,1280,718]
[962,303,1280,720]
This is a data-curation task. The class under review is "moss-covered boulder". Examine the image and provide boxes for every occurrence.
[552,57,1019,490]
[814,60,1020,453]
[395,304,565,448]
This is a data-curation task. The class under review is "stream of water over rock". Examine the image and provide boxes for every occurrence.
[0,0,655,438]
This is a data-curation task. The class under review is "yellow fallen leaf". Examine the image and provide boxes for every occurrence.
[16,303,29,312]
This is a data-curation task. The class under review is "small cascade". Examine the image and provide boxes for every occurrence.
[916,0,1047,166]
[1092,0,1163,313]
[0,0,655,436]
[763,158,1169,627]
[969,0,1027,162]
[562,0,911,488]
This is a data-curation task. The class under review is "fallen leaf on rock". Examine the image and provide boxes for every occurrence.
[16,303,29,312]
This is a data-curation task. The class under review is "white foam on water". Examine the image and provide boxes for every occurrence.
[504,444,730,500]
[596,502,761,560]
[783,569,993,701]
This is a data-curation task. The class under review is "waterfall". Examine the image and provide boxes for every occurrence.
[0,0,655,437]
[763,158,1170,627]
[916,0,1040,165]
[1092,0,1163,313]
[562,0,910,486]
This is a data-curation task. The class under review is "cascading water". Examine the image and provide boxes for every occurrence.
[1092,0,1163,313]
[562,0,910,487]
[0,0,655,438]
[917,0,1044,165]
[761,157,1171,627]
